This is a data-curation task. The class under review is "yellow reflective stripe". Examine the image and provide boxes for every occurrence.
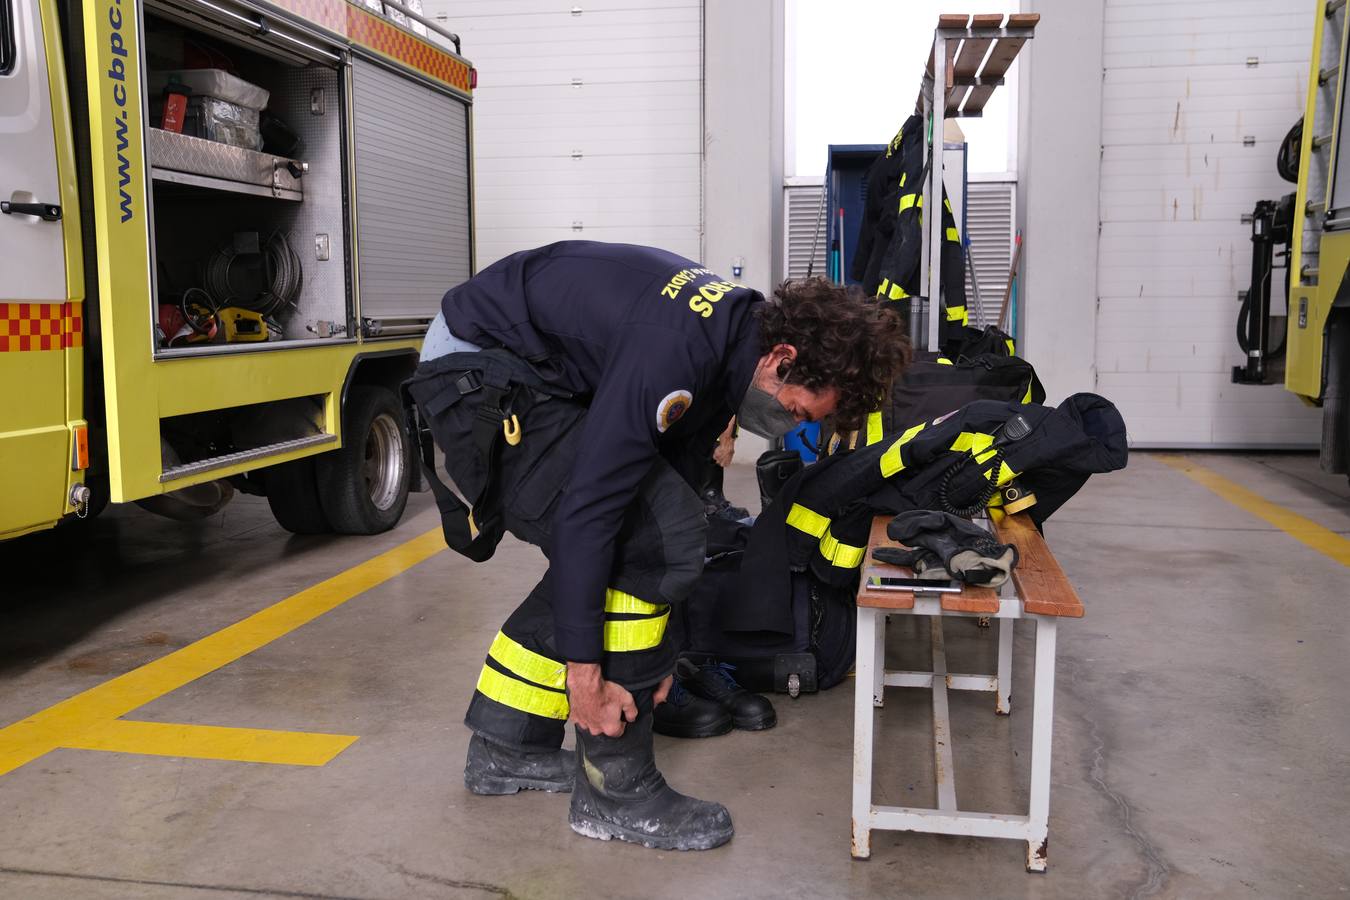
[887,282,909,301]
[865,411,884,446]
[876,278,890,298]
[604,588,664,616]
[943,198,953,213]
[946,305,967,323]
[487,631,566,690]
[936,357,954,366]
[898,193,923,211]
[880,422,926,478]
[477,665,570,720]
[950,431,995,456]
[1022,384,1034,403]
[820,527,866,569]
[899,172,906,187]
[787,503,830,538]
[945,227,960,242]
[950,432,1018,487]
[603,610,669,652]
[1005,338,1016,356]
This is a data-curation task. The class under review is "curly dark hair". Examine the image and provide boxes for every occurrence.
[754,278,911,429]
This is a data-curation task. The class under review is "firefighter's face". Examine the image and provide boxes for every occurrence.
[753,345,840,424]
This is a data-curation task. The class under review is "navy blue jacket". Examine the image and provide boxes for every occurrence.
[441,242,764,661]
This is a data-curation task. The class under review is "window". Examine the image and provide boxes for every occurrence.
[0,0,14,77]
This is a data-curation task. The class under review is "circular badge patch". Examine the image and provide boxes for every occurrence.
[656,389,694,434]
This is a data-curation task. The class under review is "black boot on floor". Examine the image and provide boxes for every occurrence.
[569,711,734,851]
[463,733,575,795]
[701,487,751,522]
[652,679,734,739]
[678,658,777,731]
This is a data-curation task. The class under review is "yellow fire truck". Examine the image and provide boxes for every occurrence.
[1,0,474,539]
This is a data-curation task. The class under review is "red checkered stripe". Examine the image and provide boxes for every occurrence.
[0,302,83,353]
[268,0,472,93]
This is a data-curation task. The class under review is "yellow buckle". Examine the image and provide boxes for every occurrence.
[503,414,522,446]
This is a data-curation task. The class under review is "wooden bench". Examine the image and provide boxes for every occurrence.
[851,510,1083,872]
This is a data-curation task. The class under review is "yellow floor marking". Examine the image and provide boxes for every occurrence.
[1159,454,1350,567]
[0,527,445,776]
[65,720,357,766]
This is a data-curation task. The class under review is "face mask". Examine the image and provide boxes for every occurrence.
[738,380,799,439]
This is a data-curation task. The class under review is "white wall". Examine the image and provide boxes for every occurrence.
[1094,0,1319,447]
[1017,0,1104,402]
[705,0,785,463]
[1019,0,1321,446]
[704,0,785,296]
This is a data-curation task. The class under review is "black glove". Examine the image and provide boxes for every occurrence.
[884,510,1019,587]
[872,545,950,579]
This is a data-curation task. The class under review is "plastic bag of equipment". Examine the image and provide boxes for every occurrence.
[182,96,262,150]
[150,69,270,110]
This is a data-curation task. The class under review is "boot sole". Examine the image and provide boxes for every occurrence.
[569,811,733,851]
[464,773,574,796]
[733,711,777,731]
[652,716,734,740]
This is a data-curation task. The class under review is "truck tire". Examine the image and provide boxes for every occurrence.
[315,385,411,534]
[265,457,332,534]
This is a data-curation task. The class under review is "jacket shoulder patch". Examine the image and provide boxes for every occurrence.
[656,390,694,434]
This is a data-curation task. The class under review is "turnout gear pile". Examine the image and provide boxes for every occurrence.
[851,116,969,348]
[719,394,1126,646]
[873,510,1020,588]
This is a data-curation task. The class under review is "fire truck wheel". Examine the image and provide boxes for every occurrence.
[316,385,412,534]
[265,457,332,534]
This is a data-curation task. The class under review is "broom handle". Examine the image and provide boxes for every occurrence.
[997,231,1023,331]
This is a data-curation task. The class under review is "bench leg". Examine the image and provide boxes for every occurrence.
[1026,616,1058,873]
[996,616,1013,716]
[852,607,878,860]
[872,611,886,707]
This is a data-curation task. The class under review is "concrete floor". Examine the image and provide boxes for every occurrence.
[1,452,1348,899]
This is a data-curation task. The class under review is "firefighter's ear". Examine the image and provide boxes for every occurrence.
[771,343,797,380]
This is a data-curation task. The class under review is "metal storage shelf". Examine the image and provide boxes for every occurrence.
[148,128,305,202]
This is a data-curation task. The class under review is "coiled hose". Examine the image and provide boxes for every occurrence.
[204,231,303,318]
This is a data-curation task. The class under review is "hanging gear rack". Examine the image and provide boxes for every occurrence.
[916,13,1039,351]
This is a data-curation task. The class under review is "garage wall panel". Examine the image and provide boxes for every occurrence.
[424,0,703,267]
[1096,0,1320,446]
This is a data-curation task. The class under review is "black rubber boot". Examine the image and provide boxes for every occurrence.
[652,680,734,739]
[569,713,734,851]
[463,733,574,795]
[678,658,777,731]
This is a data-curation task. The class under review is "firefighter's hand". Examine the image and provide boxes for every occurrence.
[713,419,737,467]
[653,675,674,705]
[567,662,638,737]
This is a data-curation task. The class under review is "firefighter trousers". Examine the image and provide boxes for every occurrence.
[412,352,709,753]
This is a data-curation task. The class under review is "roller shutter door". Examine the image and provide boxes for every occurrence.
[1095,0,1320,446]
[428,0,703,268]
[351,57,472,323]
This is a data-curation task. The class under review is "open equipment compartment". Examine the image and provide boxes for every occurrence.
[142,1,351,354]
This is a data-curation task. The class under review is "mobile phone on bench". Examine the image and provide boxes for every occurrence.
[864,571,961,593]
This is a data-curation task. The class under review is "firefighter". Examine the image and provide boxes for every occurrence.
[407,242,908,851]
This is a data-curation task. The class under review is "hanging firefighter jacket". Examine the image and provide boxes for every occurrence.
[724,394,1127,636]
[850,115,969,348]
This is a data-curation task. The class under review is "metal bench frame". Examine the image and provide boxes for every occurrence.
[850,591,1058,872]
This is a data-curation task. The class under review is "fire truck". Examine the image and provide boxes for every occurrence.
[0,0,473,539]
[1236,0,1350,478]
